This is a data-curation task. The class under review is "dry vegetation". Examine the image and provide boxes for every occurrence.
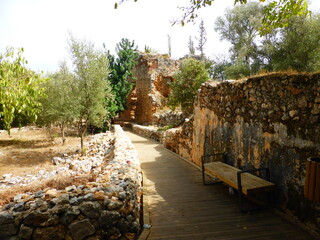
[0,126,80,177]
[0,126,85,206]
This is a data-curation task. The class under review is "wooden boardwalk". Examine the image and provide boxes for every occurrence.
[124,130,316,240]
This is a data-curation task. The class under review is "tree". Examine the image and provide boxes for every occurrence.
[69,36,113,151]
[38,62,79,144]
[196,19,207,58]
[108,38,138,116]
[214,2,264,78]
[116,0,309,33]
[168,58,210,114]
[266,14,320,72]
[188,36,195,55]
[0,47,46,134]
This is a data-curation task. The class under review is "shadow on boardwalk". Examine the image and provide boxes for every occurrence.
[124,129,315,240]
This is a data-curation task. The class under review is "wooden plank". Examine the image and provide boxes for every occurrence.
[307,161,317,201]
[304,159,311,197]
[204,162,275,195]
[314,163,320,202]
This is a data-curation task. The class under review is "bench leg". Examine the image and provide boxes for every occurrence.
[202,156,222,185]
[237,170,271,212]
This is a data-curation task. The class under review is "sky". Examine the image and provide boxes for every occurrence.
[1,0,320,73]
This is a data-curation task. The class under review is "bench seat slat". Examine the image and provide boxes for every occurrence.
[204,162,275,195]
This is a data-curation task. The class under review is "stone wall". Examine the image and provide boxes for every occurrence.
[119,53,180,125]
[184,73,319,222]
[0,125,142,240]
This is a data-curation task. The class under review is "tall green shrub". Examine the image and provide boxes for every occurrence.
[168,58,209,114]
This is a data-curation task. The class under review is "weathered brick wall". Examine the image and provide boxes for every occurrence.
[187,73,319,222]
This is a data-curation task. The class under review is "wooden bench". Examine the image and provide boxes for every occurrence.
[202,154,275,211]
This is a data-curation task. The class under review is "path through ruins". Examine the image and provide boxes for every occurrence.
[124,129,315,240]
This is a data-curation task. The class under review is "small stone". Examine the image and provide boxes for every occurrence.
[18,224,33,240]
[98,210,121,229]
[58,194,70,204]
[39,202,48,212]
[60,206,80,225]
[3,174,13,179]
[13,202,24,212]
[289,110,299,118]
[108,197,123,210]
[69,219,95,240]
[14,194,22,202]
[52,157,64,165]
[0,223,18,238]
[118,191,127,200]
[79,202,101,218]
[70,197,79,205]
[45,189,58,198]
[311,104,320,115]
[23,211,51,227]
[65,185,77,192]
[0,212,14,225]
[33,225,66,240]
[83,193,95,201]
[35,199,44,207]
[35,190,44,198]
[94,191,105,200]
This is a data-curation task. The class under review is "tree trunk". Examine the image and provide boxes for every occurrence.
[80,132,84,154]
[79,121,88,155]
[60,122,66,145]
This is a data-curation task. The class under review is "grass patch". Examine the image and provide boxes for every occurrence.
[157,123,179,132]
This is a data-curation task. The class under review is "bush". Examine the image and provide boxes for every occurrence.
[168,58,210,114]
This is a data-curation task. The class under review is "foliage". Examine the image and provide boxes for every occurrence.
[210,55,232,80]
[69,35,113,150]
[214,2,263,72]
[168,58,210,114]
[0,47,46,134]
[38,62,79,144]
[116,0,309,33]
[144,45,158,54]
[157,123,178,132]
[212,3,320,78]
[108,39,139,116]
[196,19,207,58]
[266,14,320,72]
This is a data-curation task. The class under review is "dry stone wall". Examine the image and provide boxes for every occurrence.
[0,125,142,240]
[180,73,319,223]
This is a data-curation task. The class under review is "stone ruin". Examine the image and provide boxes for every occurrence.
[118,53,181,125]
[0,126,142,240]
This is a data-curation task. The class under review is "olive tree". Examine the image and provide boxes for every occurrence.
[69,36,113,151]
[38,62,79,144]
